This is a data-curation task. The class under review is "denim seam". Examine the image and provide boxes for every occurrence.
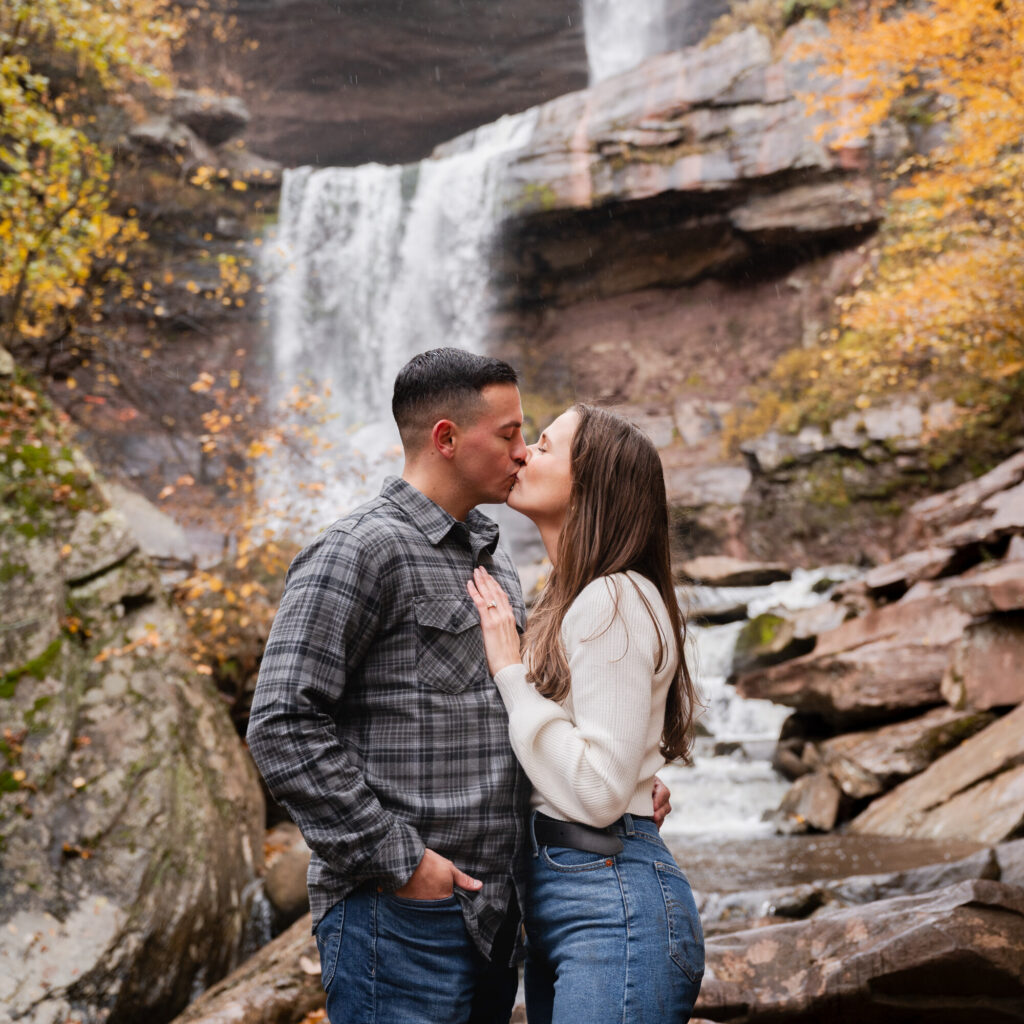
[614,858,630,1024]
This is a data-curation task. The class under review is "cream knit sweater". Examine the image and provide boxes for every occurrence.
[493,571,677,828]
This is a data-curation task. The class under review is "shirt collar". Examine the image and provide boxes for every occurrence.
[381,476,500,557]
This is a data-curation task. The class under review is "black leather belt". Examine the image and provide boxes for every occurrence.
[533,813,624,856]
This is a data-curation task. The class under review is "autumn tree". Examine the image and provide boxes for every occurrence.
[740,0,1024,440]
[0,1,186,360]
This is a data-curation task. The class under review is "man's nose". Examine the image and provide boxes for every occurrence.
[512,434,528,464]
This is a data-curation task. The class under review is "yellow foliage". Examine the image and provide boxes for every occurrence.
[740,0,1024,439]
[0,0,183,351]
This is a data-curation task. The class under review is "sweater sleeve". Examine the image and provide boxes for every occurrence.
[492,577,659,827]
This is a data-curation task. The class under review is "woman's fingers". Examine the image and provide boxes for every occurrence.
[473,566,511,612]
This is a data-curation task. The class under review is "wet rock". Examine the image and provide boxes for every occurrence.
[946,559,1024,616]
[732,613,815,675]
[171,90,250,146]
[998,839,1024,888]
[169,913,323,1024]
[102,481,193,564]
[774,771,842,833]
[942,613,1024,710]
[908,448,1024,535]
[697,880,1024,1023]
[851,702,1024,842]
[909,765,1024,844]
[128,116,217,169]
[264,823,312,930]
[862,544,959,598]
[731,179,876,240]
[736,592,971,727]
[782,599,851,640]
[679,556,791,587]
[691,599,749,626]
[63,506,137,583]
[699,846,999,930]
[814,706,996,800]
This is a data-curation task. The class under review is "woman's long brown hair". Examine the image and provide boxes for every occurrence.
[524,404,699,764]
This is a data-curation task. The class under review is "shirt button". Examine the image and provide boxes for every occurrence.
[377,885,383,892]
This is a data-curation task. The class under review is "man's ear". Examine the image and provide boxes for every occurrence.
[431,419,457,460]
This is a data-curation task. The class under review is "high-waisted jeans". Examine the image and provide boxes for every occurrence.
[524,811,704,1024]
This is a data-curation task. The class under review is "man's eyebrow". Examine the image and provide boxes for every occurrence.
[497,419,523,431]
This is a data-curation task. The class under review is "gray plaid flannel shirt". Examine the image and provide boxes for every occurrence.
[247,476,529,958]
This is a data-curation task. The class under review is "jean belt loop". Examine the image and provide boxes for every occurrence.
[621,812,635,836]
[528,809,540,858]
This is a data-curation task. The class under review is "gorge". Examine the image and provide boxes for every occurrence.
[2,2,1023,1022]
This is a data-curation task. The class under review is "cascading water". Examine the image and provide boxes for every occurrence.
[660,567,858,838]
[582,0,671,83]
[260,110,538,535]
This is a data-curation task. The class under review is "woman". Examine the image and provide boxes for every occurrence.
[466,403,705,1024]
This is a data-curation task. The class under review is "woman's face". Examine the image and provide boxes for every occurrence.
[507,408,578,524]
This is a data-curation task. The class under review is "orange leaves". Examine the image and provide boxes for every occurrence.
[92,627,162,664]
[738,0,1024,439]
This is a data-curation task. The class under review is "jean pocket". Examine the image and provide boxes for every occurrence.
[384,892,460,910]
[314,900,345,991]
[654,861,705,983]
[541,844,614,873]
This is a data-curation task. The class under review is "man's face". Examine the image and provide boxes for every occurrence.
[454,383,527,505]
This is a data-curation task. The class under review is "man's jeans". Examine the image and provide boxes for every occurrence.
[523,812,704,1024]
[314,888,518,1024]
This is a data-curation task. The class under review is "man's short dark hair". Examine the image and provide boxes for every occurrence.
[392,348,518,450]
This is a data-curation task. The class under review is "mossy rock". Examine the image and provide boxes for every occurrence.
[733,612,815,675]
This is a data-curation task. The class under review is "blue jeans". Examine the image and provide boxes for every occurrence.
[524,812,704,1024]
[314,888,519,1024]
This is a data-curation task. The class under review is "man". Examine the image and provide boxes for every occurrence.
[247,348,669,1024]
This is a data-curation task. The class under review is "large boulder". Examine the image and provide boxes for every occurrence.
[851,702,1024,843]
[811,705,997,800]
[0,378,265,1024]
[908,449,1024,536]
[942,612,1024,710]
[697,880,1024,1022]
[735,592,971,726]
[169,913,323,1024]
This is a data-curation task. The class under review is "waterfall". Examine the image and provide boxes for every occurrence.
[583,0,671,83]
[581,0,731,84]
[259,110,538,535]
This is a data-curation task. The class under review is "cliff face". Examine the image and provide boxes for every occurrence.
[177,0,589,167]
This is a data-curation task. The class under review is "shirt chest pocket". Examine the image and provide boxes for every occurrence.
[413,595,488,694]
